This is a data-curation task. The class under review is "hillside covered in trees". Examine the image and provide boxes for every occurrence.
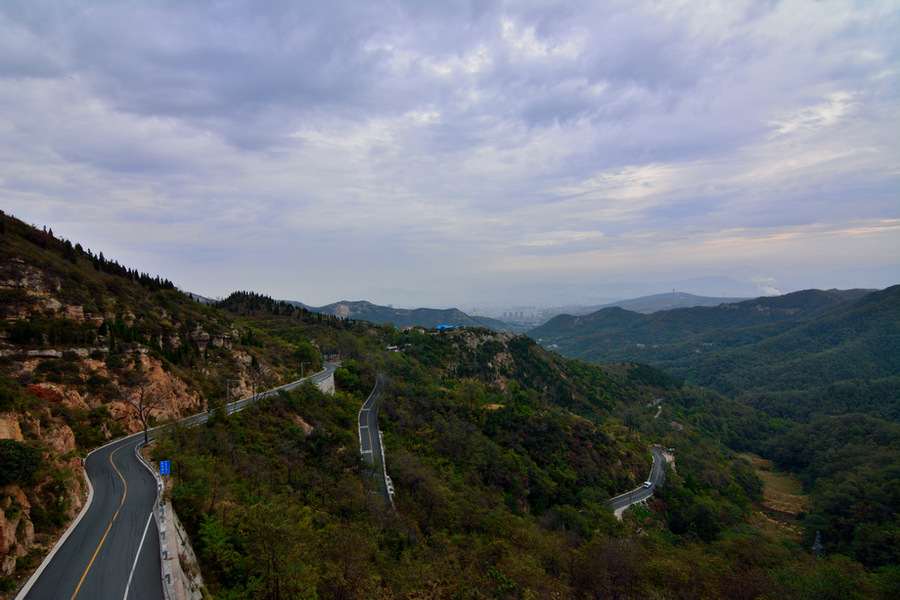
[0,212,321,590]
[1,211,897,598]
[162,291,895,598]
[529,287,897,403]
[151,323,897,599]
[530,285,900,572]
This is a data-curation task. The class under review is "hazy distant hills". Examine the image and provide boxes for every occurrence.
[529,286,899,404]
[285,299,524,333]
[531,288,873,347]
[352,266,899,310]
[570,291,752,315]
[338,275,773,309]
[225,286,888,343]
[273,292,758,334]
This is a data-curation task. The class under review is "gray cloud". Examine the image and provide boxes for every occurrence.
[0,0,897,306]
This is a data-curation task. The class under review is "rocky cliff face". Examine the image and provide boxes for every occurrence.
[0,354,206,579]
[0,215,305,584]
[0,407,87,578]
[0,263,195,579]
[0,485,34,577]
[0,340,216,572]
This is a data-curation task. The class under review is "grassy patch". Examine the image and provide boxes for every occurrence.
[738,452,809,544]
[738,453,806,497]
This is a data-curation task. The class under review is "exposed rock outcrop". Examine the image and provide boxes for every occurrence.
[211,334,232,349]
[0,485,33,576]
[188,327,210,349]
[0,415,85,577]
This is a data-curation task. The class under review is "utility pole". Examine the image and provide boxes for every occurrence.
[226,379,241,413]
[813,531,823,558]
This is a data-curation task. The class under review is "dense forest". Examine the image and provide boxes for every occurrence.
[530,284,900,575]
[149,291,898,598]
[529,287,899,406]
[1,211,897,598]
[151,327,898,599]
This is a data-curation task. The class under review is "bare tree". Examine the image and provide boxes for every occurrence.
[123,366,172,445]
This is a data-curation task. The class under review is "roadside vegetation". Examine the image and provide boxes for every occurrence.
[1,211,896,597]
[153,313,896,598]
[532,284,900,578]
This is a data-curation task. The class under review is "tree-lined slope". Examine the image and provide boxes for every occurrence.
[530,286,898,411]
[150,322,875,600]
[530,284,900,569]
[0,212,322,589]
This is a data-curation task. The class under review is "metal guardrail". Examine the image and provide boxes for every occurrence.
[137,364,336,599]
[133,439,174,600]
[379,429,395,510]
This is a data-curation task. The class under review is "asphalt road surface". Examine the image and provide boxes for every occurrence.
[17,363,337,600]
[18,433,163,600]
[358,373,391,503]
[608,446,667,513]
[178,362,338,427]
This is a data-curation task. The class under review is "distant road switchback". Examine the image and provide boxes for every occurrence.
[608,446,667,518]
[358,373,393,506]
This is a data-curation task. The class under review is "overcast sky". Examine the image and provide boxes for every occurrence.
[1,1,897,308]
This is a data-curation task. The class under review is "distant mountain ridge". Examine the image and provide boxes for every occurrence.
[529,286,898,403]
[531,288,875,346]
[574,291,752,315]
[284,299,525,333]
[274,293,758,332]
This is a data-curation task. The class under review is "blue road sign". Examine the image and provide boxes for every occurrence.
[159,460,170,475]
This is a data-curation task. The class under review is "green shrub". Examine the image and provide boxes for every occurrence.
[0,376,23,411]
[0,439,42,485]
[29,470,69,531]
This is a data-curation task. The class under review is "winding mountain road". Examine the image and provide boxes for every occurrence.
[608,446,667,516]
[17,363,337,600]
[358,373,392,505]
[18,433,164,600]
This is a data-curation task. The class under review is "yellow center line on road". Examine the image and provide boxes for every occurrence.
[71,445,128,600]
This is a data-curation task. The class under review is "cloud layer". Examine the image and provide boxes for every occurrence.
[1,1,897,306]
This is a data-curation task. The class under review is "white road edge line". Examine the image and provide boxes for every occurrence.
[13,436,148,600]
[17,367,336,600]
[13,461,93,600]
[123,511,154,600]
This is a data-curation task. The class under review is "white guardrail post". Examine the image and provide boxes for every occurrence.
[379,426,396,510]
[128,365,334,599]
[134,438,175,600]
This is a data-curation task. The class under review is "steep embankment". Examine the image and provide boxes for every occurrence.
[0,212,314,584]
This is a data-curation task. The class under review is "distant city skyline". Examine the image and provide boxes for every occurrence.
[2,1,897,307]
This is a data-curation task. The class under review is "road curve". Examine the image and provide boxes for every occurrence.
[608,446,667,514]
[358,373,391,504]
[17,363,337,600]
[17,433,163,600]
